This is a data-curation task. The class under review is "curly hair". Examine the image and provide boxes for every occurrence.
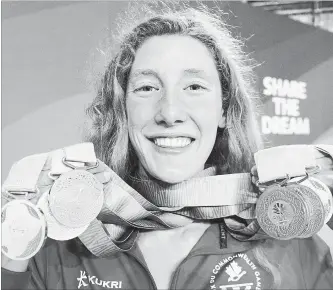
[84,1,280,288]
[85,1,262,179]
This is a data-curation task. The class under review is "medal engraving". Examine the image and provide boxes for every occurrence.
[287,177,328,238]
[296,177,333,224]
[268,200,294,227]
[256,186,307,240]
[49,170,104,228]
[293,184,325,238]
[256,180,328,240]
[1,200,46,260]
[37,191,89,241]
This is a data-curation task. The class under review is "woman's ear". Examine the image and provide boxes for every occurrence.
[218,115,226,129]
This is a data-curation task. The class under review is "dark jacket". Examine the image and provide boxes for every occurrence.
[2,223,333,290]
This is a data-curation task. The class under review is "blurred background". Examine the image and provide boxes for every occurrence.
[2,1,333,248]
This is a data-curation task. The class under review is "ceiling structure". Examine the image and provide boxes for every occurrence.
[247,1,333,32]
[2,1,333,33]
[248,1,333,15]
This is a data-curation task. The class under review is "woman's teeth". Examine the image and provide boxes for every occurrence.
[153,137,192,148]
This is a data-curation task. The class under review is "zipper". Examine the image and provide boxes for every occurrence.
[128,247,215,290]
[126,251,158,290]
[169,250,219,290]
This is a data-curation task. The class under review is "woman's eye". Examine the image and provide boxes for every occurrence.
[135,86,159,93]
[185,84,206,91]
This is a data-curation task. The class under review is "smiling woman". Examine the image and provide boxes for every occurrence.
[2,1,333,290]
[87,4,262,183]
[126,35,224,184]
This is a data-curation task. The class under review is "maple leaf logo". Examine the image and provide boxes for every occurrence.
[225,261,247,282]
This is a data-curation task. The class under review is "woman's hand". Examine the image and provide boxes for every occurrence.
[86,159,113,185]
[1,155,54,272]
[312,149,333,192]
[250,166,259,186]
[251,149,333,191]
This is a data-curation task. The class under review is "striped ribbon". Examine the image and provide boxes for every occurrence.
[3,143,333,258]
[78,165,261,257]
[78,144,333,257]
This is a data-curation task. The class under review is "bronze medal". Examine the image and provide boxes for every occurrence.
[296,184,325,238]
[289,178,327,238]
[298,177,333,224]
[256,185,308,240]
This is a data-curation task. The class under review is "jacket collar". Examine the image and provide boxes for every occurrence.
[129,222,260,265]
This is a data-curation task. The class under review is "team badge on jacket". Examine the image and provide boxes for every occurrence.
[209,254,262,290]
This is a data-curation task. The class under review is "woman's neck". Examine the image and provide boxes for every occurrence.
[128,164,217,200]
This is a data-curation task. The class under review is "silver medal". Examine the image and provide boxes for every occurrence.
[1,200,46,260]
[37,191,89,241]
[48,170,104,228]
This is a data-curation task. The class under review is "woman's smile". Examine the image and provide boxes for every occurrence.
[148,136,196,155]
[152,137,193,148]
[146,131,196,149]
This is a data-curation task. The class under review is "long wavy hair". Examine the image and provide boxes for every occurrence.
[86,1,262,179]
[85,1,280,288]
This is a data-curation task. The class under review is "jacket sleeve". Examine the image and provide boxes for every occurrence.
[1,246,48,290]
[299,234,333,289]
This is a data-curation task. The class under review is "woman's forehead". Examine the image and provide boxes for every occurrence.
[129,35,219,79]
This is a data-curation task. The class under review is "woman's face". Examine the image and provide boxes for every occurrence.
[126,35,225,183]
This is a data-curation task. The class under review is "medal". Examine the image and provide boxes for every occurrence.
[290,177,332,238]
[294,177,333,224]
[256,185,309,240]
[48,170,104,228]
[289,183,325,238]
[1,200,46,260]
[256,178,330,240]
[37,191,89,241]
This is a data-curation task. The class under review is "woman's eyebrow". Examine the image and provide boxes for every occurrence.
[131,69,160,79]
[183,68,210,78]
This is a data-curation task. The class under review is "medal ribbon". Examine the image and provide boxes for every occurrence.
[2,143,333,258]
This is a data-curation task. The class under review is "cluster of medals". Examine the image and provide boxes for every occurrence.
[256,176,333,240]
[255,145,333,240]
[1,143,333,260]
[1,144,104,260]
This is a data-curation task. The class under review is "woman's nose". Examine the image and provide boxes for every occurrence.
[154,97,187,126]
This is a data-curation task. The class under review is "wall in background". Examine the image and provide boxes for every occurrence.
[2,1,127,173]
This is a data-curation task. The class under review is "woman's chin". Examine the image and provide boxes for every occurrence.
[151,168,198,184]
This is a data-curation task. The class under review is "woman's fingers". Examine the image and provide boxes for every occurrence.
[37,170,54,188]
[86,159,111,175]
[250,166,259,186]
[314,149,333,170]
[251,175,258,184]
[94,171,112,184]
[250,166,258,176]
[315,157,333,171]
